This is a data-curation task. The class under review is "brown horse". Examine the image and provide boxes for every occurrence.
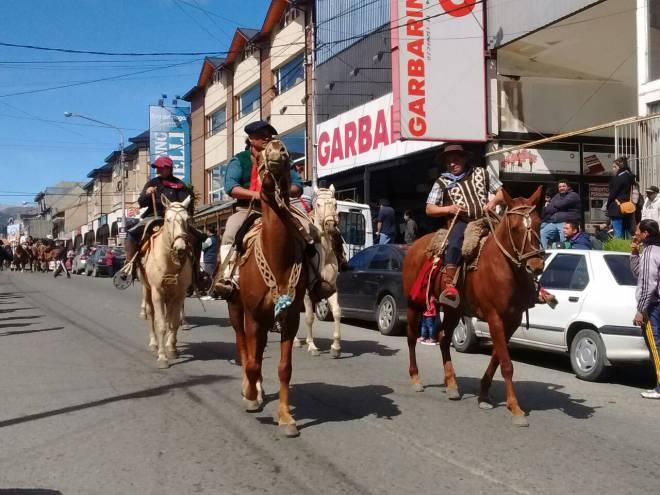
[402,187,545,426]
[12,244,31,271]
[227,140,307,438]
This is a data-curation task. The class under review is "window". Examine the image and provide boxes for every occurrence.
[348,248,372,270]
[604,255,636,286]
[368,246,394,271]
[238,84,260,118]
[208,163,227,203]
[280,6,301,28]
[213,69,223,85]
[339,211,366,246]
[540,254,590,291]
[207,107,226,136]
[280,127,305,162]
[276,53,305,94]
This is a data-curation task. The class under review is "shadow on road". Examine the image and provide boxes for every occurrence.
[299,337,400,358]
[173,341,238,366]
[0,374,230,429]
[0,315,43,322]
[0,308,35,314]
[183,315,231,328]
[0,326,64,337]
[0,490,62,494]
[257,382,401,430]
[451,377,599,420]
[0,322,32,330]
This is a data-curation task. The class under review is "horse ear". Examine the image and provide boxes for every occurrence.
[181,196,191,209]
[501,187,514,207]
[527,185,543,206]
[161,194,170,209]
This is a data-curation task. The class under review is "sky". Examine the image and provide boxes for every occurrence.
[0,0,272,205]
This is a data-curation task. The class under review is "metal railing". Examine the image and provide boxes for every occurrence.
[615,114,660,191]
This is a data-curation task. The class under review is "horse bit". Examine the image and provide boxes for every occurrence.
[486,205,544,270]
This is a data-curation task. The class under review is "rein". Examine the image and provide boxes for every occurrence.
[161,205,192,274]
[485,205,544,270]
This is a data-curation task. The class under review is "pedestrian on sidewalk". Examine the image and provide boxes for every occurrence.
[641,185,660,224]
[200,226,218,301]
[607,157,636,239]
[418,296,438,345]
[403,210,418,245]
[630,219,660,399]
[540,180,581,248]
[376,198,397,244]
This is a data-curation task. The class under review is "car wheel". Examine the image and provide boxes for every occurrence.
[314,299,331,321]
[452,317,479,352]
[377,294,401,336]
[570,329,607,381]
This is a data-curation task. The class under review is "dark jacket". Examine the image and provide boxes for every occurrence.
[567,232,592,250]
[138,176,190,218]
[542,190,581,223]
[202,234,218,265]
[606,170,635,218]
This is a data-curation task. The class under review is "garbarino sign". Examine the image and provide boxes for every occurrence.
[390,0,486,141]
[316,93,439,178]
[149,105,191,183]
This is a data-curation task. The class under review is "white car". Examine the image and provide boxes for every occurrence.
[452,249,649,381]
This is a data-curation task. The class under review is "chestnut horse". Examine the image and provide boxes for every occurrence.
[402,187,545,426]
[227,140,307,438]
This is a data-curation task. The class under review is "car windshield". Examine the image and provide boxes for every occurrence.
[603,254,636,286]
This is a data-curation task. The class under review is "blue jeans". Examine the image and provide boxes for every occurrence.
[420,316,437,340]
[445,221,468,265]
[645,303,660,392]
[610,217,630,239]
[540,222,565,249]
[378,233,392,244]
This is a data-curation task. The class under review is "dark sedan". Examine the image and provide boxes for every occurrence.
[336,244,408,335]
[86,246,125,277]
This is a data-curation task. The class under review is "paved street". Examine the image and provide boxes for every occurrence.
[0,270,658,495]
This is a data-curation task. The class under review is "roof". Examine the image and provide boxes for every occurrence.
[104,150,120,163]
[260,0,290,35]
[129,130,149,144]
[182,85,202,102]
[86,163,112,178]
[225,27,261,66]
[196,56,227,88]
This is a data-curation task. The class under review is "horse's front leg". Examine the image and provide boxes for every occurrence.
[151,292,169,369]
[488,315,528,426]
[439,310,461,400]
[142,283,157,352]
[328,292,341,358]
[278,312,300,437]
[302,293,319,356]
[165,300,182,360]
[406,306,424,392]
[242,312,263,412]
[478,349,499,410]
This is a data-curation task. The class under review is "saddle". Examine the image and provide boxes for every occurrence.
[138,218,165,256]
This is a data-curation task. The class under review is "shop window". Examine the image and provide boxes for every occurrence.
[276,53,305,94]
[207,106,226,137]
[280,127,305,162]
[208,163,227,203]
[237,84,260,119]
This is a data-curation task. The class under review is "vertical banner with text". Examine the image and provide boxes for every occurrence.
[149,105,191,183]
[391,0,486,142]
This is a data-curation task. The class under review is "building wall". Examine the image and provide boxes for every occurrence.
[205,71,227,113]
[233,54,260,95]
[64,200,87,233]
[187,90,206,206]
[270,14,305,69]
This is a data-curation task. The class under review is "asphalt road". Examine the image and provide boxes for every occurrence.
[0,269,658,495]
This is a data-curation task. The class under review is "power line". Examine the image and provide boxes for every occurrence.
[172,0,228,46]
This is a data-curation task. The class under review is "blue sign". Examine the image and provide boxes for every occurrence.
[149,105,191,183]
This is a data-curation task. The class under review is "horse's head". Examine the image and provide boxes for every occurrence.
[498,186,545,276]
[161,194,191,262]
[313,184,339,234]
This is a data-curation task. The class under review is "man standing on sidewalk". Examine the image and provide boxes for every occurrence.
[641,185,660,224]
[540,179,582,248]
[376,199,396,244]
[631,219,660,399]
[200,226,218,301]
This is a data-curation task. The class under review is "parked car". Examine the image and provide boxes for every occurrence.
[452,249,649,381]
[335,244,408,335]
[85,246,126,277]
[72,246,90,274]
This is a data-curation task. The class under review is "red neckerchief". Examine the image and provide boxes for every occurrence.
[299,196,312,213]
[248,152,261,192]
[161,179,184,189]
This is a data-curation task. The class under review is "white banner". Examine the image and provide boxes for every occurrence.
[316,93,439,178]
[493,147,580,175]
[391,0,486,142]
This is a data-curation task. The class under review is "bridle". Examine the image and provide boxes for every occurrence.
[314,191,338,234]
[162,204,190,265]
[485,205,544,270]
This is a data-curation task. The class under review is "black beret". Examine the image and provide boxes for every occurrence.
[245,120,278,136]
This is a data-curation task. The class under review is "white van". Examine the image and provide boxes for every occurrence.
[336,200,373,260]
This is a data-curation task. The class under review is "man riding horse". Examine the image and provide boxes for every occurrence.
[425,144,505,305]
[214,120,338,302]
[121,155,200,284]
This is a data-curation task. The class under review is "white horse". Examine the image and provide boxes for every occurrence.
[294,186,342,358]
[139,195,193,369]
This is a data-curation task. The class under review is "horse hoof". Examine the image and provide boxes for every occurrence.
[166,350,178,360]
[412,382,424,393]
[180,323,191,331]
[139,311,148,320]
[330,348,341,359]
[446,388,461,401]
[157,360,169,369]
[243,398,262,413]
[478,400,494,410]
[148,344,158,353]
[309,348,320,357]
[279,423,300,438]
[511,415,529,427]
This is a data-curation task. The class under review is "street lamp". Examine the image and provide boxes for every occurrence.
[64,112,126,244]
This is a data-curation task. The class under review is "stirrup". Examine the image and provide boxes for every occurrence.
[438,286,460,308]
[213,279,236,300]
[113,263,134,290]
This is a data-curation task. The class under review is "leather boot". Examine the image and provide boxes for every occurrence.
[213,245,236,300]
[438,264,460,308]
